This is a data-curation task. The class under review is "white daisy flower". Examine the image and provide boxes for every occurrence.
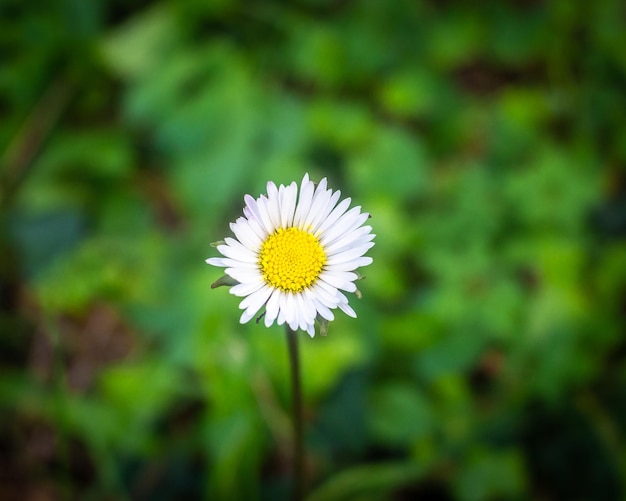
[206,173,375,337]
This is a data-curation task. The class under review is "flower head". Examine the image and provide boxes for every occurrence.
[207,173,375,337]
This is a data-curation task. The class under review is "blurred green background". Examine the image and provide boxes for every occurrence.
[1,0,626,499]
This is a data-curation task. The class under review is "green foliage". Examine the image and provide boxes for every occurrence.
[1,0,625,499]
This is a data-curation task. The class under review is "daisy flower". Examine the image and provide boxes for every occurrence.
[206,173,375,337]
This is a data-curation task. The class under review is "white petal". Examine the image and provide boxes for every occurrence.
[286,293,299,330]
[277,184,286,227]
[325,234,375,259]
[309,189,340,232]
[281,182,298,228]
[240,309,256,323]
[327,235,373,256]
[266,181,282,229]
[240,286,273,324]
[303,187,332,229]
[230,281,265,297]
[293,174,315,228]
[264,289,281,327]
[225,267,263,284]
[314,197,351,235]
[324,278,356,293]
[320,270,358,289]
[302,289,321,321]
[324,226,374,255]
[338,300,357,318]
[326,235,375,260]
[313,298,334,321]
[256,195,277,234]
[299,318,308,333]
[297,291,316,326]
[239,284,273,311]
[206,257,227,267]
[244,194,263,224]
[278,293,290,326]
[210,258,259,269]
[306,324,315,337]
[326,256,373,271]
[242,216,268,241]
[230,219,262,251]
[218,238,258,262]
[311,281,341,307]
[319,207,364,246]
[325,243,375,265]
[296,295,309,332]
[277,306,286,326]
[285,293,298,328]
[324,213,370,248]
[302,178,328,224]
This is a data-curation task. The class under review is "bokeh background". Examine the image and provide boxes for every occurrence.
[1,0,626,499]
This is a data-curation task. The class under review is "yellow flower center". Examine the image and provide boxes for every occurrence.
[259,227,326,293]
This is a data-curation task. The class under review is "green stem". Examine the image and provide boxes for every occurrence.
[286,326,304,501]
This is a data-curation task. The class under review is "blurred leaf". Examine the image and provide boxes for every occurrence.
[307,462,425,501]
[208,413,264,500]
[414,331,484,382]
[9,208,86,277]
[288,23,347,89]
[308,98,374,150]
[99,362,180,425]
[368,382,435,446]
[426,9,485,68]
[347,127,427,204]
[453,448,527,501]
[35,233,165,313]
[378,70,439,119]
[101,5,179,81]
[505,146,600,232]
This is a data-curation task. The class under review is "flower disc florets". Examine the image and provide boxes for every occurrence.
[259,227,326,292]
